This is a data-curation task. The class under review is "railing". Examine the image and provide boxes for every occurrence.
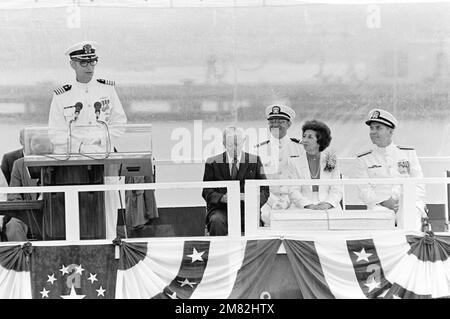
[245,177,450,236]
[1,177,450,242]
[152,157,450,208]
[0,181,241,241]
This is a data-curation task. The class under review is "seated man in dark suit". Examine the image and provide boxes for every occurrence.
[1,129,24,185]
[202,126,269,236]
[8,158,39,201]
[5,136,45,241]
[0,215,28,242]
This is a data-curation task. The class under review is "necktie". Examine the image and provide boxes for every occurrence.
[231,155,239,180]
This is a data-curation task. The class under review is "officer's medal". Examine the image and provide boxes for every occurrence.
[99,98,111,121]
[397,160,410,175]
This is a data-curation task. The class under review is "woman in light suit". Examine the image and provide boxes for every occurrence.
[287,120,343,210]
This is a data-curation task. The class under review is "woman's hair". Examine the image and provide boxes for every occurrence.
[302,120,332,152]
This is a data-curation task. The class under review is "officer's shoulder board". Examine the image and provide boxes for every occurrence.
[254,140,270,148]
[357,150,372,158]
[397,145,415,151]
[53,84,72,95]
[290,137,302,144]
[97,78,115,86]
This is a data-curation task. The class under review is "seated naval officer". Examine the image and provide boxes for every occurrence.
[48,40,127,153]
[255,104,304,226]
[353,108,428,231]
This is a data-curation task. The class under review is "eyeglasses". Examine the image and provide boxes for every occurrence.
[76,58,98,67]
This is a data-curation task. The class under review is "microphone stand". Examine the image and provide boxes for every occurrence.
[78,113,111,160]
[96,116,111,159]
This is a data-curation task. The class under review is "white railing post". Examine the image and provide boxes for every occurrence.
[398,180,418,231]
[64,190,80,241]
[227,181,241,239]
[244,181,259,236]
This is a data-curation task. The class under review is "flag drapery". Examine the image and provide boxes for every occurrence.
[0,244,31,299]
[0,231,449,299]
[283,231,450,299]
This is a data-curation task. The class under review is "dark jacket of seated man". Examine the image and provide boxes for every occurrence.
[202,151,269,236]
[3,157,38,241]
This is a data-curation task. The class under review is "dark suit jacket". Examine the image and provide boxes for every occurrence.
[1,148,24,185]
[202,152,269,219]
[8,157,39,201]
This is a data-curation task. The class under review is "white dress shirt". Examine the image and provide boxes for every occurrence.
[226,151,243,175]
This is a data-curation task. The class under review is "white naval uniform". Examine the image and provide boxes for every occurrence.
[354,142,426,230]
[48,79,127,153]
[48,78,128,239]
[256,135,304,225]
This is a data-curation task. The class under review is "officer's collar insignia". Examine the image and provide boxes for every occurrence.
[272,106,280,114]
[371,111,380,119]
[357,150,372,157]
[83,44,92,54]
[97,78,115,86]
[255,140,270,148]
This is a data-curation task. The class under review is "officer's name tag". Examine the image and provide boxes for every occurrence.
[368,165,382,169]
[397,160,410,174]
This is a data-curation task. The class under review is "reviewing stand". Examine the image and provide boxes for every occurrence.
[24,124,153,240]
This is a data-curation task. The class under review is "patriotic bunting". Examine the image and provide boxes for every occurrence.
[0,231,449,299]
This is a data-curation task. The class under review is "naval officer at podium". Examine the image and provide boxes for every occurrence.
[46,40,127,239]
[48,40,127,151]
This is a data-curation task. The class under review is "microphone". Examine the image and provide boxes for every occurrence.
[94,101,102,120]
[73,102,83,120]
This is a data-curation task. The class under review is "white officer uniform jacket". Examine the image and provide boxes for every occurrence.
[48,79,127,152]
[287,153,343,209]
[354,142,426,210]
[256,135,304,207]
[48,78,127,239]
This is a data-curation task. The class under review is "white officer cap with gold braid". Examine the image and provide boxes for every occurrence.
[365,108,398,129]
[265,104,296,121]
[65,40,98,61]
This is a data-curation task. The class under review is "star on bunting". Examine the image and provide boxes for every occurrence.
[87,273,98,284]
[378,289,389,298]
[75,264,85,275]
[392,294,401,299]
[187,248,205,263]
[353,248,373,263]
[364,277,381,292]
[47,274,57,285]
[177,278,197,288]
[40,288,50,298]
[96,286,106,297]
[61,285,85,299]
[59,264,69,275]
[166,291,177,299]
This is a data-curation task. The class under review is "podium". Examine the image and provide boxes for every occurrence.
[23,124,153,240]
